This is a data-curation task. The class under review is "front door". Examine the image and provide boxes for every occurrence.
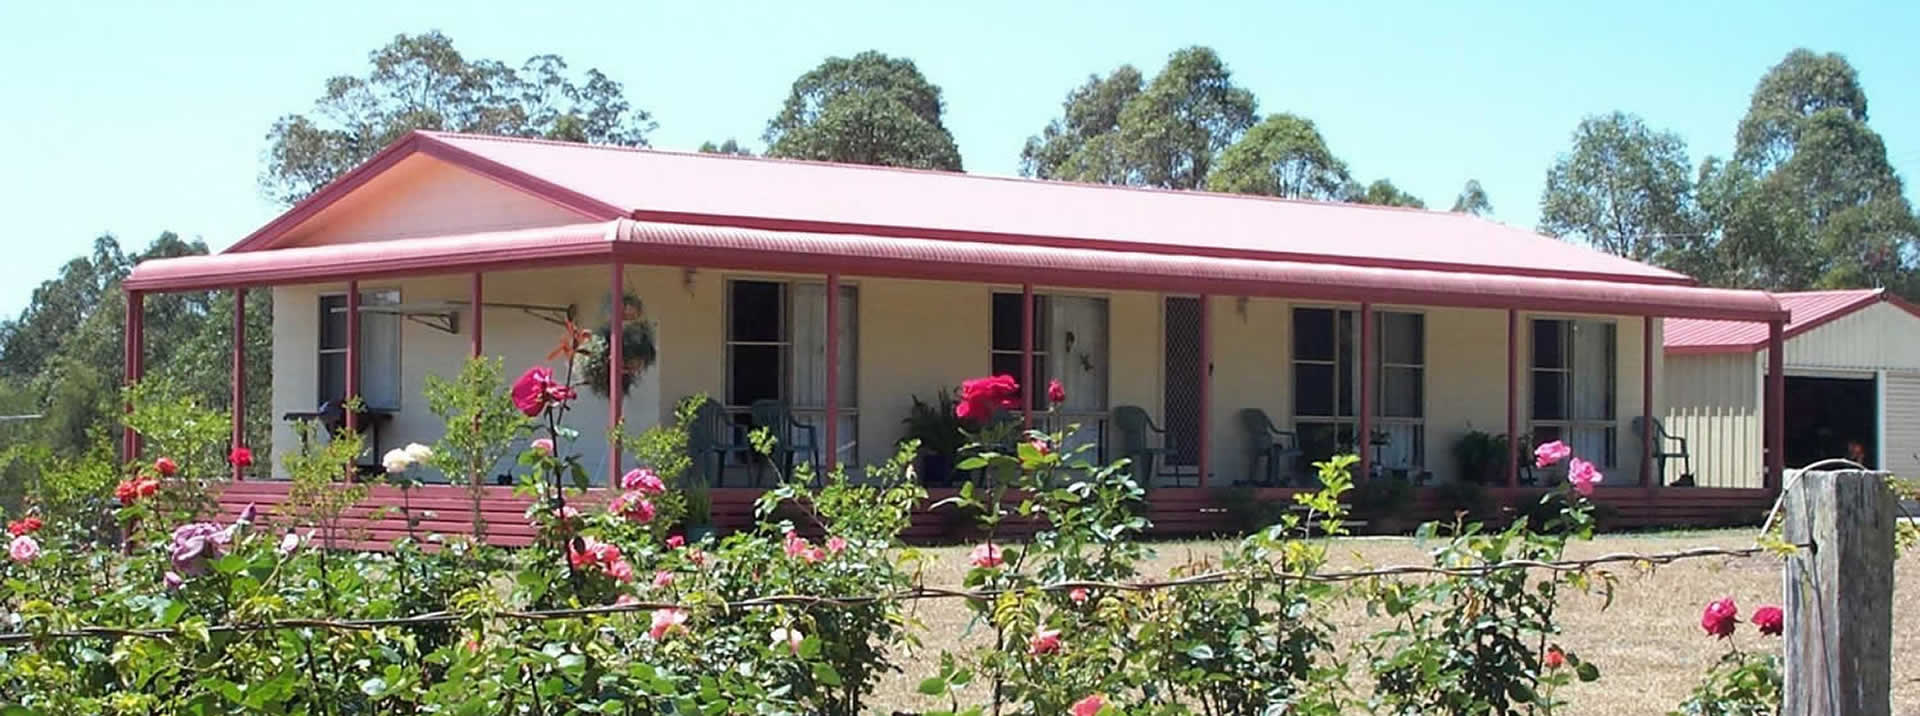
[1162,297,1203,479]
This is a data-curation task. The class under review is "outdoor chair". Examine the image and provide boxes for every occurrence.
[1238,409,1303,487]
[1632,416,1693,485]
[1113,405,1179,486]
[751,399,820,485]
[686,400,751,487]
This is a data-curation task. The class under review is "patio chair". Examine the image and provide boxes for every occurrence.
[1113,405,1178,486]
[750,399,820,485]
[1238,409,1302,487]
[1632,416,1692,484]
[686,399,750,487]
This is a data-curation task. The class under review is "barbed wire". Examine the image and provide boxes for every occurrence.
[0,543,1789,646]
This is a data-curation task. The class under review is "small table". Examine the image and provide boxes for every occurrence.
[282,408,396,477]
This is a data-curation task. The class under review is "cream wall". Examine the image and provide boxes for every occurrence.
[271,272,1662,487]
[278,155,589,248]
[1663,352,1763,487]
[269,265,673,481]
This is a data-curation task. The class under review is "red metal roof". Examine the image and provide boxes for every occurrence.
[226,131,1692,286]
[1664,289,1920,353]
[132,219,1784,322]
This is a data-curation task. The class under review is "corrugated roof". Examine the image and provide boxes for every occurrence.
[130,219,1785,321]
[227,131,1692,286]
[1664,289,1920,353]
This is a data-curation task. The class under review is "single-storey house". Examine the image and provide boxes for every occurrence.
[1664,289,1920,487]
[122,131,1791,540]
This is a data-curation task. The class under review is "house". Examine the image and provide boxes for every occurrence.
[1664,289,1920,487]
[123,131,1790,540]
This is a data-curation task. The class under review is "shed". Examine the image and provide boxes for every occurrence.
[1664,289,1920,486]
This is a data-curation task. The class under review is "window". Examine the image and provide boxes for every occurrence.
[1290,308,1424,472]
[318,290,400,410]
[1531,318,1616,468]
[724,279,858,465]
[990,293,1048,410]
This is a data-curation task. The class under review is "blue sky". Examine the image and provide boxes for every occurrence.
[2,1,1917,317]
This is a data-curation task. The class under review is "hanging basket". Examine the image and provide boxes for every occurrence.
[577,293,658,398]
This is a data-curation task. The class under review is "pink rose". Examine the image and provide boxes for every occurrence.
[1567,457,1603,496]
[1070,694,1105,716]
[1028,627,1062,655]
[1701,597,1738,639]
[607,559,635,583]
[1533,440,1571,468]
[1047,379,1067,404]
[956,375,1021,424]
[277,532,301,555]
[1069,587,1090,605]
[772,627,804,654]
[648,608,689,640]
[1030,438,1052,456]
[665,534,685,549]
[530,438,554,456]
[826,536,847,555]
[228,447,254,468]
[8,535,39,563]
[511,366,572,417]
[784,530,810,559]
[653,570,675,588]
[621,468,666,494]
[969,542,1003,568]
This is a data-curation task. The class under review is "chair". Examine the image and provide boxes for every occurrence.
[1239,409,1302,486]
[751,399,820,485]
[686,400,750,487]
[1632,416,1692,484]
[1113,405,1178,486]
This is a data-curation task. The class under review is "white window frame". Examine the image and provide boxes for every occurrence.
[1289,306,1426,472]
[1374,311,1426,473]
[318,288,401,411]
[723,277,858,463]
[1529,317,1617,469]
[990,291,1051,411]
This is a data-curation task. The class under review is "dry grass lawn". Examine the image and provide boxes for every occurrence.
[866,529,1920,714]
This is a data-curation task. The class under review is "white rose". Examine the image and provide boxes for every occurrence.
[404,442,434,463]
[382,448,413,474]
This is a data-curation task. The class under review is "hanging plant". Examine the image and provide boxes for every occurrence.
[577,292,658,398]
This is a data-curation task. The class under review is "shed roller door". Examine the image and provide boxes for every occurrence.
[1887,372,1920,477]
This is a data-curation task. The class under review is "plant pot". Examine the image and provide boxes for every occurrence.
[685,525,717,543]
[919,453,954,486]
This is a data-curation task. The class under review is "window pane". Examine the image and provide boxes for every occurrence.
[1531,369,1567,420]
[319,296,347,350]
[1571,320,1614,421]
[1292,308,1334,362]
[729,281,785,342]
[1381,366,1423,418]
[318,353,346,405]
[1381,312,1423,365]
[1338,311,1355,417]
[728,344,784,406]
[1294,362,1334,417]
[1297,421,1355,464]
[1048,296,1107,411]
[1532,319,1566,369]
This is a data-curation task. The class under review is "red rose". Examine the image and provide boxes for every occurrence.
[1047,379,1066,404]
[1701,597,1738,639]
[10,517,43,536]
[511,366,572,417]
[136,478,160,498]
[153,457,178,477]
[1542,647,1565,669]
[1751,605,1783,636]
[115,480,139,505]
[956,375,1021,424]
[229,447,254,468]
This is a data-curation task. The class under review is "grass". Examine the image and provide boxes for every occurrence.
[863,528,1920,714]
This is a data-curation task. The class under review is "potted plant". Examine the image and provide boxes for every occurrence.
[1450,430,1510,485]
[902,389,965,485]
[578,292,658,398]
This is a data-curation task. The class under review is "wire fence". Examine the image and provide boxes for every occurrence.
[0,543,1789,646]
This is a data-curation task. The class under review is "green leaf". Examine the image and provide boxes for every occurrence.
[956,456,989,471]
[811,663,843,686]
[1186,643,1215,661]
[360,676,387,698]
[1576,661,1600,682]
[917,677,949,696]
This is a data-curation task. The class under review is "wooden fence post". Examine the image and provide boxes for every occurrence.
[1782,469,1895,716]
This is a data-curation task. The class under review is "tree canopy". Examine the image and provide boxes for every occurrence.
[1348,179,1427,209]
[1451,180,1493,216]
[261,32,655,204]
[1022,47,1256,189]
[1538,112,1701,263]
[698,139,754,156]
[1205,114,1349,199]
[762,51,962,170]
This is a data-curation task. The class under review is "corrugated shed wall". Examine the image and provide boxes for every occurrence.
[1784,302,1920,372]
[1663,352,1762,487]
[1886,372,1920,479]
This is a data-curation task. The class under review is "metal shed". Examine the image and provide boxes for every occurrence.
[1664,289,1920,486]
